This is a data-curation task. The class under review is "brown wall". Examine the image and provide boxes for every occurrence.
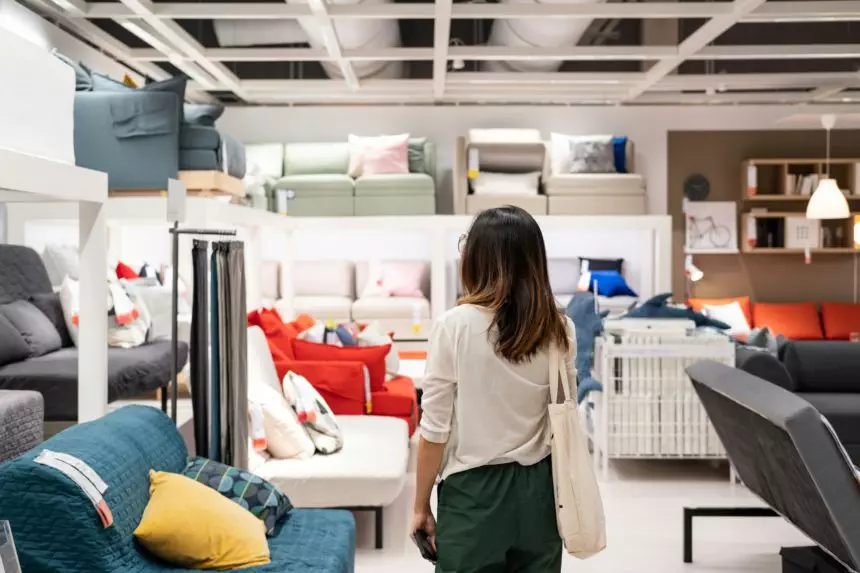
[668,130,860,304]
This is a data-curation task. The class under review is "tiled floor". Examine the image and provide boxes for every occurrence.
[354,460,809,573]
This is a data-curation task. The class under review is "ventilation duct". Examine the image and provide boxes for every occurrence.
[486,0,607,72]
[215,0,402,80]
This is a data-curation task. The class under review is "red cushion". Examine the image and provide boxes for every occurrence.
[753,302,823,340]
[283,360,367,415]
[292,339,391,392]
[248,308,298,360]
[821,302,860,340]
[371,375,418,435]
[689,296,752,326]
[115,261,139,280]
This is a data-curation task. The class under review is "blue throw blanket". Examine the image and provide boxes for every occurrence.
[565,292,609,403]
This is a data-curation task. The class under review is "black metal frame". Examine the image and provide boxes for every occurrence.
[683,506,778,563]
[341,506,384,549]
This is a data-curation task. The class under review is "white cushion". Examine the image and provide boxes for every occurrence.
[293,260,355,298]
[352,296,430,320]
[42,244,79,286]
[598,295,638,317]
[245,143,285,178]
[545,173,645,196]
[293,296,352,321]
[358,321,399,374]
[703,301,750,335]
[247,327,316,459]
[472,171,540,196]
[255,415,409,508]
[468,128,542,145]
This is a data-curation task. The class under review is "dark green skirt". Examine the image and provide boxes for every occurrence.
[435,456,562,573]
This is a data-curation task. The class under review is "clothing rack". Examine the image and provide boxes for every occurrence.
[166,221,237,424]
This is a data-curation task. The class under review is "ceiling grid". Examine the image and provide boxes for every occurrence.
[24,0,860,106]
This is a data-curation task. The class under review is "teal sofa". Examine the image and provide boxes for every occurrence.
[254,140,436,216]
[0,406,356,573]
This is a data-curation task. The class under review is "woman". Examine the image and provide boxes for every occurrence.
[413,205,576,573]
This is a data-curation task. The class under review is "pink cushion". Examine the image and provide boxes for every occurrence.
[381,262,424,297]
[353,134,409,176]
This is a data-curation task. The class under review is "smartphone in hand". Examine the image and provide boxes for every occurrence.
[412,529,437,563]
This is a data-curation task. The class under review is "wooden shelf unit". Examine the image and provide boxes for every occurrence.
[742,158,860,201]
[741,212,859,254]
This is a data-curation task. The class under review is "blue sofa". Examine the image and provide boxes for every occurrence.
[0,406,356,573]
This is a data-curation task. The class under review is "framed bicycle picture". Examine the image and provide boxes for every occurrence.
[0,521,22,573]
[685,201,738,253]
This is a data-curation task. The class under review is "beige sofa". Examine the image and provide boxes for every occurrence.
[453,131,647,216]
[260,260,433,340]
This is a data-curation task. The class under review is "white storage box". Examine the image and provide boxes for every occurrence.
[0,27,75,164]
[785,217,821,249]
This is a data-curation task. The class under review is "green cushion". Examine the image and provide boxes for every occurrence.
[289,197,354,217]
[355,195,436,216]
[273,175,354,197]
[354,173,434,196]
[408,138,427,174]
[284,142,350,175]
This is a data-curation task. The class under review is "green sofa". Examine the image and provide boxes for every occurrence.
[250,140,437,216]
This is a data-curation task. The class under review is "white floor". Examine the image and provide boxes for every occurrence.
[354,459,809,573]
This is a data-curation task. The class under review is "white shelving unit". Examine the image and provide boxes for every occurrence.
[0,147,108,423]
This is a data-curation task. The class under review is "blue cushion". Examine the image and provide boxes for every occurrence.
[335,325,357,346]
[624,291,731,330]
[613,136,628,173]
[588,271,638,298]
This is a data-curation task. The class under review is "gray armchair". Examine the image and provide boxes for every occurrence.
[74,90,180,190]
[0,390,43,462]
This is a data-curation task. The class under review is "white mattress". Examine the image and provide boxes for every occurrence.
[254,415,410,508]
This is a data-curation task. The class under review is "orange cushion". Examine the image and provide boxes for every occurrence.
[688,296,752,326]
[821,302,860,340]
[752,302,823,340]
[371,375,418,435]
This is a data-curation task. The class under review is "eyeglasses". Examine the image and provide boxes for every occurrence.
[458,233,468,253]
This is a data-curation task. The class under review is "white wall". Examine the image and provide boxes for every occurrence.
[220,104,860,216]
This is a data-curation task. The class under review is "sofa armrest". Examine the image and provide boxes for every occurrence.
[74,91,180,190]
[423,140,437,181]
[282,359,369,415]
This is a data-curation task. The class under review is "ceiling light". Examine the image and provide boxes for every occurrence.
[808,114,850,220]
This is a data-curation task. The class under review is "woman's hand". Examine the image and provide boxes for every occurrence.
[411,508,437,551]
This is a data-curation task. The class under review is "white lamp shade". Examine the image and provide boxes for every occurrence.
[806,178,850,220]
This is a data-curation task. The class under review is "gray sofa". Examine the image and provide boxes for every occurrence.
[0,245,187,426]
[736,341,860,463]
[0,390,43,463]
[688,361,860,572]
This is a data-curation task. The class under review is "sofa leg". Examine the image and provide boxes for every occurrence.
[375,507,383,550]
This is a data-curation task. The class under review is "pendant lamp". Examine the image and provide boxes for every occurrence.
[807,114,850,220]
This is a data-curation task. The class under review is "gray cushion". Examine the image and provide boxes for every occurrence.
[179,125,221,150]
[568,137,617,174]
[783,341,860,393]
[408,137,427,174]
[180,149,220,171]
[0,315,30,368]
[0,300,62,358]
[0,246,54,304]
[29,293,74,349]
[183,103,224,127]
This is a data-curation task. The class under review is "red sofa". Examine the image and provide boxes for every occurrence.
[248,309,419,435]
[689,296,860,341]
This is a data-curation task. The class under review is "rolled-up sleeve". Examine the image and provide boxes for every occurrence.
[419,320,457,444]
[565,317,578,397]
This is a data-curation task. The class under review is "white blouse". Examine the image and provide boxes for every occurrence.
[420,304,577,479]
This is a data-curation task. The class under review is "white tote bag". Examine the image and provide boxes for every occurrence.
[548,344,607,558]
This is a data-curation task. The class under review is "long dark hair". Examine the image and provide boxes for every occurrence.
[458,206,569,363]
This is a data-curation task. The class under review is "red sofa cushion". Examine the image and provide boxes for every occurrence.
[115,261,139,280]
[248,308,298,360]
[372,375,418,435]
[753,302,823,340]
[688,296,752,326]
[292,339,391,392]
[821,302,860,340]
[283,359,367,416]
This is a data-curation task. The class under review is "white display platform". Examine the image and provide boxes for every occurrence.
[0,27,75,165]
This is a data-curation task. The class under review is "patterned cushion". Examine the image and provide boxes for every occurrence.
[568,137,617,174]
[182,457,293,536]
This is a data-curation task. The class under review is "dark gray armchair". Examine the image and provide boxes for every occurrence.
[0,390,43,463]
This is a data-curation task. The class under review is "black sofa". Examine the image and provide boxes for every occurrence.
[736,341,860,463]
[689,361,860,572]
[0,245,187,424]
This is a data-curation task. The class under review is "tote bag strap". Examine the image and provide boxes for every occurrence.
[548,344,572,405]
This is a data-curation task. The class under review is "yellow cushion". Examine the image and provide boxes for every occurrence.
[134,470,271,570]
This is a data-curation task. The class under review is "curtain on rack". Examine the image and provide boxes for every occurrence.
[189,240,248,468]
[190,240,209,459]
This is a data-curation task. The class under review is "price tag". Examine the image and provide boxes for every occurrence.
[746,164,758,197]
[804,246,811,265]
[467,148,480,179]
[746,215,758,249]
[166,178,186,223]
[35,451,113,528]
[412,301,422,334]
